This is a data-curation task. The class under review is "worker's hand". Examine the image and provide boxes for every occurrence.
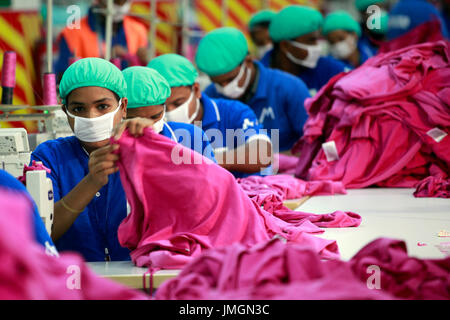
[86,144,120,189]
[113,45,128,58]
[112,117,156,140]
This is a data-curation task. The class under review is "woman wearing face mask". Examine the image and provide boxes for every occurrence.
[261,5,348,96]
[149,53,274,178]
[323,11,371,69]
[248,10,277,59]
[55,0,149,80]
[31,58,157,262]
[122,66,216,162]
[194,27,311,157]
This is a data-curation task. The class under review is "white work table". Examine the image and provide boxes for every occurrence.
[298,188,450,261]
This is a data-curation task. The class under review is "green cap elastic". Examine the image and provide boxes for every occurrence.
[323,11,362,37]
[122,66,171,109]
[148,54,198,87]
[195,27,249,77]
[269,5,323,42]
[355,0,386,12]
[59,57,127,104]
[248,10,277,30]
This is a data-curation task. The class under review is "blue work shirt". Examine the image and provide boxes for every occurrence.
[0,169,56,253]
[204,61,310,152]
[197,93,272,178]
[260,49,348,96]
[162,121,217,162]
[55,7,129,75]
[359,32,379,58]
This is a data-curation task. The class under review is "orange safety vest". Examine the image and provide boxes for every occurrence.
[61,16,148,58]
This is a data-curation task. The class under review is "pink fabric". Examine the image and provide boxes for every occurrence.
[413,165,450,198]
[0,187,147,300]
[237,175,361,228]
[155,238,450,300]
[115,129,340,269]
[18,160,52,185]
[273,153,298,174]
[293,41,450,190]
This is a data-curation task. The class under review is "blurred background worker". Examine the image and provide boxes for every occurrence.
[264,5,348,96]
[122,66,216,163]
[248,9,277,59]
[195,27,310,155]
[355,0,390,57]
[55,0,149,80]
[148,53,273,178]
[323,11,371,68]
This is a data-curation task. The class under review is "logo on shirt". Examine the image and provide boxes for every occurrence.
[242,118,255,130]
[259,107,275,124]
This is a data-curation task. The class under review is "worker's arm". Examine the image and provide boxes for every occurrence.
[214,138,272,173]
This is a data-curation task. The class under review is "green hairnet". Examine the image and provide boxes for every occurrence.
[248,10,277,30]
[195,27,249,77]
[148,54,198,87]
[122,66,171,109]
[59,57,127,104]
[323,11,362,37]
[269,5,323,42]
[355,0,386,12]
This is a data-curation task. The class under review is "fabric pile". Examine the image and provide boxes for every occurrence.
[115,129,354,269]
[155,238,450,300]
[292,41,450,194]
[0,187,147,300]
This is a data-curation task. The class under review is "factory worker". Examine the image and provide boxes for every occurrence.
[323,11,371,68]
[248,9,277,59]
[122,66,216,162]
[31,58,159,262]
[194,27,310,153]
[0,169,58,257]
[148,53,273,178]
[263,5,348,96]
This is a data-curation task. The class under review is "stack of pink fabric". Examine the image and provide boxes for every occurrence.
[155,238,450,300]
[0,187,147,300]
[115,130,346,269]
[292,41,450,194]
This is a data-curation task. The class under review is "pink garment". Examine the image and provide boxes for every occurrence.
[155,238,450,300]
[237,175,360,228]
[155,238,394,300]
[413,165,450,198]
[293,41,450,190]
[273,153,298,174]
[0,187,147,300]
[115,129,340,269]
[17,160,51,185]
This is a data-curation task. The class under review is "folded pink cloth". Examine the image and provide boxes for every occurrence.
[413,165,450,198]
[114,129,341,269]
[17,160,51,185]
[0,187,147,300]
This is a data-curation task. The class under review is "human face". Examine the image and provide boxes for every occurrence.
[64,86,127,150]
[209,56,253,88]
[126,105,165,121]
[250,26,272,47]
[281,30,321,61]
[165,84,201,119]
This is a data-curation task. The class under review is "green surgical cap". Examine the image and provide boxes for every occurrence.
[148,54,198,87]
[323,11,362,37]
[355,0,386,12]
[59,57,127,104]
[269,5,323,42]
[122,66,171,109]
[248,10,277,30]
[195,27,249,77]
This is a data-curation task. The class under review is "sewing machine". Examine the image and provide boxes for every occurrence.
[0,128,31,178]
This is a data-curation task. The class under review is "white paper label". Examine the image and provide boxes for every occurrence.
[427,128,447,143]
[322,141,340,162]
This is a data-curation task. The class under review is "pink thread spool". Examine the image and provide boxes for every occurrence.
[110,58,122,70]
[43,73,58,105]
[1,51,17,104]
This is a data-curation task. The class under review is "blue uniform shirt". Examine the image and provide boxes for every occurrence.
[197,94,272,178]
[260,49,347,96]
[204,61,310,152]
[0,169,56,253]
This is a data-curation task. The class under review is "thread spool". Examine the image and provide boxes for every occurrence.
[43,73,58,105]
[1,51,16,105]
[110,58,122,70]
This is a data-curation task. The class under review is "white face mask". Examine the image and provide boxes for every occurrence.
[330,36,357,59]
[286,41,322,69]
[215,64,252,99]
[152,110,165,134]
[67,99,122,143]
[112,2,131,22]
[257,43,273,58]
[164,91,200,124]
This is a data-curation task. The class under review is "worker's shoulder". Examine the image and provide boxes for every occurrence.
[33,136,78,157]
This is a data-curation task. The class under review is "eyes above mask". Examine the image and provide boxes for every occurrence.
[214,64,252,99]
[285,41,322,69]
[330,36,357,59]
[164,90,200,124]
